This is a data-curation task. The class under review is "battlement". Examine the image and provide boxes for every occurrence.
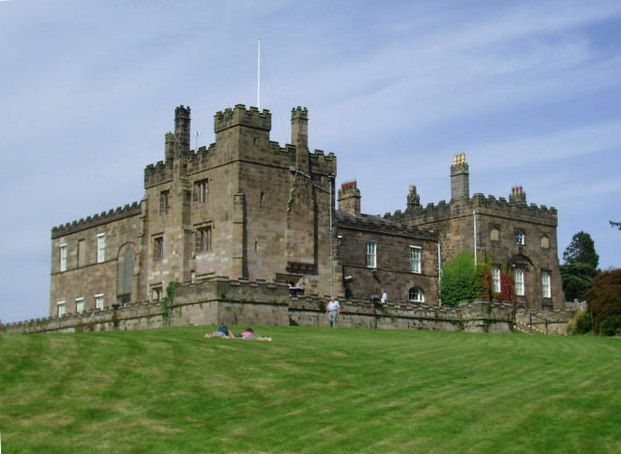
[389,191,557,226]
[51,201,141,239]
[144,158,174,188]
[291,106,308,120]
[336,210,438,241]
[214,104,271,133]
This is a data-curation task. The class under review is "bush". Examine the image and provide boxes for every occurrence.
[585,269,621,334]
[598,314,621,336]
[568,310,592,335]
[440,251,476,307]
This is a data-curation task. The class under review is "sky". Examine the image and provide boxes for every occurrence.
[1,0,620,323]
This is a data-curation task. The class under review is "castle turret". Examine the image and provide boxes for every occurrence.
[338,181,361,215]
[174,105,191,157]
[291,106,309,171]
[450,153,469,201]
[407,185,421,210]
[509,185,527,205]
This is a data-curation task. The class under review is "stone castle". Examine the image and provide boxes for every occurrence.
[49,104,564,318]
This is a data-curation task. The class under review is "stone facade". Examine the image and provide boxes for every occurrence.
[387,155,564,310]
[50,105,336,316]
[49,103,563,321]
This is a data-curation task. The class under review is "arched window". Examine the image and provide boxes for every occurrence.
[540,235,549,249]
[408,287,425,302]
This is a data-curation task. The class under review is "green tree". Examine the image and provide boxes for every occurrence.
[562,231,599,269]
[560,231,599,301]
[585,269,621,335]
[610,220,621,231]
[440,251,477,307]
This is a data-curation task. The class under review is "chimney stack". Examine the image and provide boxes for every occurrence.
[509,185,527,204]
[338,181,361,215]
[450,153,470,201]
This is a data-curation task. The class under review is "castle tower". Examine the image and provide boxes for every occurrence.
[450,153,470,201]
[509,185,527,205]
[407,185,421,210]
[291,106,309,172]
[338,181,361,215]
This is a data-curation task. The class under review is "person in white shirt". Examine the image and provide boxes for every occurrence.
[380,289,388,305]
[326,299,340,327]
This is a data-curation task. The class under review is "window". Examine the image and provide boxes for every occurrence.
[490,227,500,242]
[152,286,162,301]
[160,190,170,215]
[195,226,212,254]
[408,287,425,302]
[95,294,104,310]
[366,241,377,268]
[515,268,525,296]
[194,179,208,204]
[410,246,422,273]
[77,240,86,267]
[154,237,164,261]
[541,271,551,298]
[59,244,67,272]
[515,230,525,246]
[75,297,85,313]
[57,301,66,317]
[97,233,106,263]
[540,235,550,249]
[492,266,501,293]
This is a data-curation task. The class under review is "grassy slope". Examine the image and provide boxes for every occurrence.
[1,327,620,453]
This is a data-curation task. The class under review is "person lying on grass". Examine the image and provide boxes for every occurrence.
[204,325,235,339]
[240,327,272,342]
[204,325,271,342]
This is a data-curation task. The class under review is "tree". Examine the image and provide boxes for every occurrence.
[610,220,621,231]
[560,231,599,301]
[562,231,599,269]
[585,269,621,335]
[440,251,476,307]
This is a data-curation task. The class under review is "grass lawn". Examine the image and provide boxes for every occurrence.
[1,326,620,453]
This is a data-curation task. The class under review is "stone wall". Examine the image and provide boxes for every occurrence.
[2,278,569,335]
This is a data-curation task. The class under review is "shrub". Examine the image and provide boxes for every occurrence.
[568,310,592,335]
[598,314,621,336]
[585,269,621,334]
[440,251,476,307]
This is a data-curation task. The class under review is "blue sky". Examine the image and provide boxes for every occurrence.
[1,0,620,322]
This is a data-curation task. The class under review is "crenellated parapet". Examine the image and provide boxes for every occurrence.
[214,104,271,133]
[309,148,336,175]
[336,210,438,241]
[144,159,174,188]
[387,191,558,226]
[51,201,142,239]
[186,144,216,174]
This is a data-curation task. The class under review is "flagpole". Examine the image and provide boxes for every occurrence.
[257,40,261,110]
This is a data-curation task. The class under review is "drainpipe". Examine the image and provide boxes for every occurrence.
[437,242,442,307]
[473,210,478,266]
